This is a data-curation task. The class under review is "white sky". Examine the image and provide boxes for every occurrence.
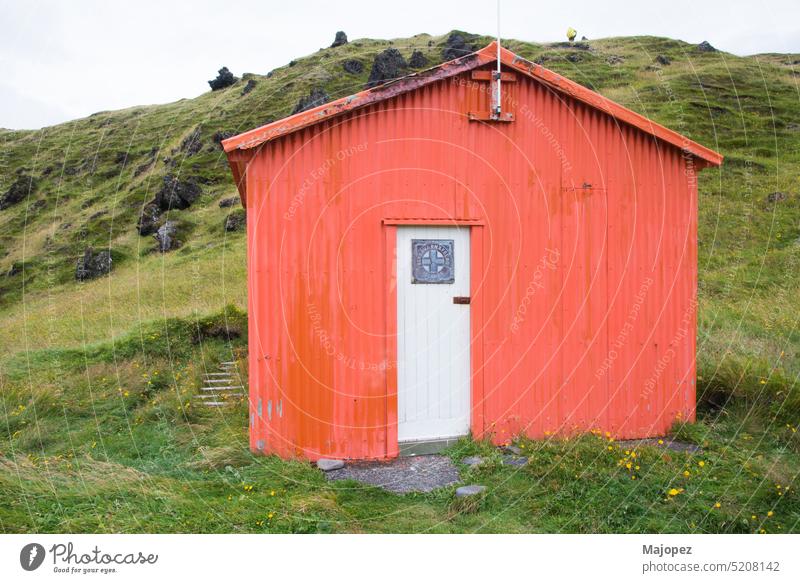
[1,0,798,130]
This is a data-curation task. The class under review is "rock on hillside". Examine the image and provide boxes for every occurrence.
[292,87,330,114]
[224,209,246,232]
[409,50,428,68]
[75,248,112,281]
[154,175,202,211]
[154,221,181,253]
[0,175,37,210]
[366,48,408,88]
[208,67,237,90]
[442,32,479,61]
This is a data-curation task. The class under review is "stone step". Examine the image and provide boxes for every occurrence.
[204,372,233,376]
[195,393,244,399]
[200,385,244,391]
[203,378,236,383]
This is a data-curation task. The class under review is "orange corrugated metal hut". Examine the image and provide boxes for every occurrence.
[223,42,722,460]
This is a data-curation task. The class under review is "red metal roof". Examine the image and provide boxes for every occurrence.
[223,41,723,167]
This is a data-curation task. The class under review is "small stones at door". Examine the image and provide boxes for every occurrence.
[500,444,523,456]
[455,484,486,498]
[462,456,485,467]
[502,455,529,467]
[317,458,345,472]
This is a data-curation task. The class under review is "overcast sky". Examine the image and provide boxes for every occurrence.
[1,0,797,130]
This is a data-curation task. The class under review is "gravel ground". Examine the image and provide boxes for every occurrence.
[324,455,461,493]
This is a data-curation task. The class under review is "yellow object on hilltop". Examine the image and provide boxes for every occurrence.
[567,27,577,42]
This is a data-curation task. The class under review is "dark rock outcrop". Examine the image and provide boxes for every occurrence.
[697,41,717,52]
[208,67,237,91]
[331,31,348,48]
[343,59,364,75]
[154,175,202,211]
[154,221,180,253]
[224,209,246,232]
[655,54,671,66]
[366,48,408,88]
[409,50,428,68]
[292,87,330,114]
[76,248,112,281]
[606,55,624,65]
[180,127,203,156]
[218,197,239,208]
[241,78,257,96]
[767,191,788,204]
[6,261,22,277]
[212,130,235,148]
[0,175,37,210]
[137,203,162,236]
[442,32,478,61]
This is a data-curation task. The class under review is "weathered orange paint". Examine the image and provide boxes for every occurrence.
[225,43,721,460]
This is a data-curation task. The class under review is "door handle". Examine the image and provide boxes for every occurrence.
[453,296,471,305]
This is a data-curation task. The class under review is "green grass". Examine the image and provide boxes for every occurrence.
[1,312,797,533]
[1,31,799,532]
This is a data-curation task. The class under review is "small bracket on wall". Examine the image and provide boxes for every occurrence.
[468,111,514,122]
[468,70,516,122]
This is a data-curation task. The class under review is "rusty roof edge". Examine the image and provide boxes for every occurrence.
[223,41,722,167]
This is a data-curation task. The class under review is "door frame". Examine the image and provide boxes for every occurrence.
[382,217,486,457]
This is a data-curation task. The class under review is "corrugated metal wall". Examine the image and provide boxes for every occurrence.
[245,65,699,460]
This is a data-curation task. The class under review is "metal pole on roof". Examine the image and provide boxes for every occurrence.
[496,0,502,117]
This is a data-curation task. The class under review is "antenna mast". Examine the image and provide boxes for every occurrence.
[495,0,502,118]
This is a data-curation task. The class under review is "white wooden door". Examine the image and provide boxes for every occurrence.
[397,226,471,443]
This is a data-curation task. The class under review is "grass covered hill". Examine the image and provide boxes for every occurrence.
[0,31,798,533]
